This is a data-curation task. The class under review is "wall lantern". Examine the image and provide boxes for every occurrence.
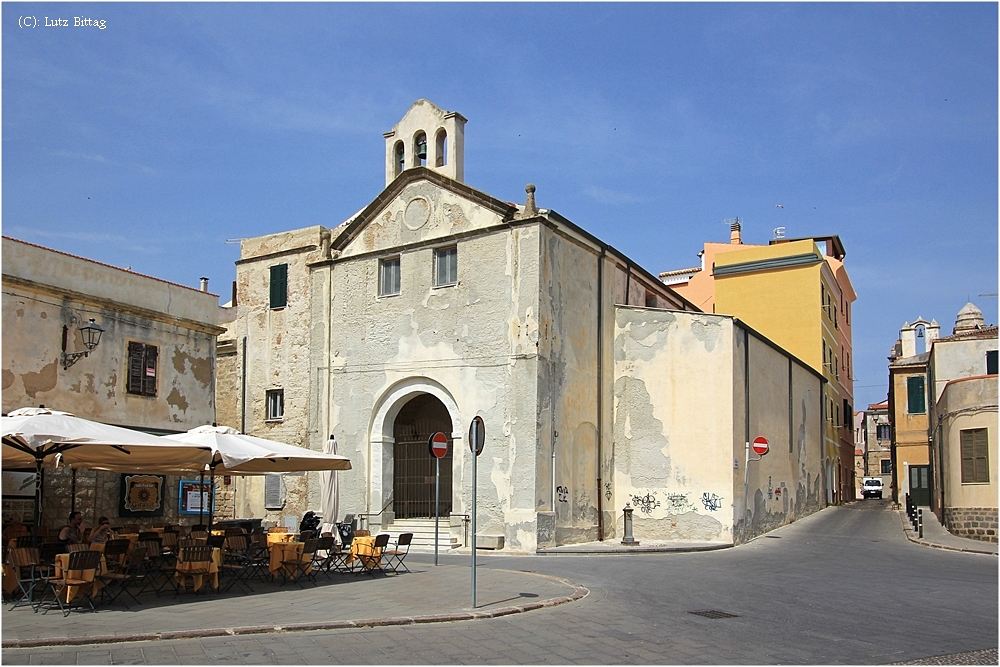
[62,318,104,369]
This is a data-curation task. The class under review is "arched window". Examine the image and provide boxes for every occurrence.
[393,141,404,178]
[413,132,427,167]
[435,129,447,167]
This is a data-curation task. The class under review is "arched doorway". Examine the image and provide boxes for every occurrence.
[392,393,453,519]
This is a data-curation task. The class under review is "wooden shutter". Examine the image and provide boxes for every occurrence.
[127,342,144,394]
[270,264,287,309]
[142,345,157,396]
[987,350,998,376]
[907,376,925,414]
[264,474,284,510]
[961,429,990,483]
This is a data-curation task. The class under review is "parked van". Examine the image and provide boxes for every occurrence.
[862,477,884,499]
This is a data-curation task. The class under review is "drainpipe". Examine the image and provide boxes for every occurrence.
[596,249,606,541]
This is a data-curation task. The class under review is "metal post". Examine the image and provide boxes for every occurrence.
[471,445,477,608]
[199,470,205,526]
[917,509,923,539]
[434,457,440,566]
[33,459,43,548]
[741,440,751,542]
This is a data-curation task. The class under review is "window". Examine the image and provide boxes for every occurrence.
[435,129,447,167]
[394,141,404,177]
[880,459,892,474]
[269,264,288,309]
[987,350,998,375]
[960,428,990,483]
[266,389,284,421]
[876,423,892,441]
[906,376,926,414]
[126,342,158,396]
[264,474,285,510]
[433,247,457,287]
[379,257,401,296]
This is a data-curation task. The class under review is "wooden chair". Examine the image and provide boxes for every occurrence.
[66,543,91,553]
[190,530,208,541]
[7,547,42,611]
[97,546,147,609]
[312,535,337,579]
[136,539,175,597]
[175,545,215,596]
[38,549,102,616]
[280,539,318,587]
[220,535,254,594]
[13,535,34,548]
[384,532,413,574]
[102,539,131,568]
[355,533,390,577]
[138,531,159,541]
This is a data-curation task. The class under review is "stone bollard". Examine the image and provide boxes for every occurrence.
[621,503,639,546]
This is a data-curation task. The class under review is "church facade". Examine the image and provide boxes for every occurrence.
[217,100,826,550]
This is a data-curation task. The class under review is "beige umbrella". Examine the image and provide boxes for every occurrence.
[163,426,352,532]
[319,435,340,536]
[2,407,214,542]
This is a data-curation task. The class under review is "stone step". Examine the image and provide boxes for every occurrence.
[379,519,460,551]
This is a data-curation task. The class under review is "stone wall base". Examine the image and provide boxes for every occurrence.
[944,507,999,543]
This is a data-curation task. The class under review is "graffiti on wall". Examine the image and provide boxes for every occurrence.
[605,482,613,501]
[556,486,569,503]
[665,493,692,512]
[701,492,722,511]
[631,491,661,514]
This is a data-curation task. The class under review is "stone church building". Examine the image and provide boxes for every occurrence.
[216,100,826,551]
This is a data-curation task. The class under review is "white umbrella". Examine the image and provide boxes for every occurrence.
[320,435,340,537]
[163,426,352,533]
[163,426,352,475]
[2,407,214,540]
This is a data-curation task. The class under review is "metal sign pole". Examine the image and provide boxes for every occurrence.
[471,443,477,608]
[435,456,440,566]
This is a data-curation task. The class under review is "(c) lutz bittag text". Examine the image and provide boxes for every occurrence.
[40,16,107,29]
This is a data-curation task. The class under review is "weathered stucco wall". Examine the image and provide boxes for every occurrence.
[221,226,330,528]
[733,328,824,543]
[613,309,824,545]
[2,237,220,430]
[536,227,603,545]
[325,184,541,551]
[613,308,734,543]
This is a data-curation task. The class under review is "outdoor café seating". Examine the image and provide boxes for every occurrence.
[349,533,389,576]
[37,548,103,616]
[220,534,254,594]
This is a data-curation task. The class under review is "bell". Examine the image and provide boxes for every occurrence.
[416,137,427,160]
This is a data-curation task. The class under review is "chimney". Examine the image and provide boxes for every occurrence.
[730,218,742,244]
[200,277,209,292]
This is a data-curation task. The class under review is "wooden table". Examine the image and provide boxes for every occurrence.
[53,552,107,603]
[346,536,381,570]
[173,547,221,593]
[268,541,311,579]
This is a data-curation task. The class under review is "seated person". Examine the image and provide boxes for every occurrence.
[58,511,85,545]
[89,516,113,546]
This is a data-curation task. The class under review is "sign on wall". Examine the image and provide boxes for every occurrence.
[178,480,214,515]
[118,474,166,517]
[1,471,37,497]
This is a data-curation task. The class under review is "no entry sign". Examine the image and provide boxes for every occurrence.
[752,436,769,456]
[428,432,448,459]
[469,416,485,456]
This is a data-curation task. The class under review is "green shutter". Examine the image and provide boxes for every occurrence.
[907,376,926,414]
[987,350,998,375]
[270,264,288,308]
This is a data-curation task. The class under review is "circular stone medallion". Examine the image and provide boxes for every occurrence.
[403,197,431,230]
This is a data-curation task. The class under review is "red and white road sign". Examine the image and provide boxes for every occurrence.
[428,432,449,459]
[752,436,769,456]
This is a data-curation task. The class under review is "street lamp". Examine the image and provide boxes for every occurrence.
[62,318,104,369]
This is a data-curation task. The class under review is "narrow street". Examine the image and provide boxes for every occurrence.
[4,503,997,664]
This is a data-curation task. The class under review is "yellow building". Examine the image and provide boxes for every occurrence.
[664,224,856,504]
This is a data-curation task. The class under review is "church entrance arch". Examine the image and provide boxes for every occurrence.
[392,394,453,518]
[368,377,463,526]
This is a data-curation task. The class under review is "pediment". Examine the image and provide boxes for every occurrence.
[332,167,516,259]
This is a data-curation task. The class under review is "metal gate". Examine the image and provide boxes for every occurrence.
[392,398,453,519]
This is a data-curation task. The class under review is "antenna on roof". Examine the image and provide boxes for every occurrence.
[773,227,786,240]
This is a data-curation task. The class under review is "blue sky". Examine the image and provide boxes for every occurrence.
[3,2,997,411]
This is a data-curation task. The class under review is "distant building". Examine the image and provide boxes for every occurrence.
[926,303,998,542]
[663,221,857,506]
[1,236,225,528]
[859,401,891,499]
